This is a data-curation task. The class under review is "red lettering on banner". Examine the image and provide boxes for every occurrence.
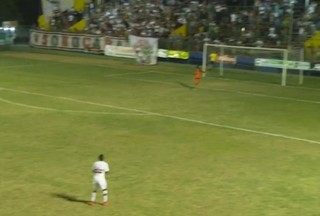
[105,37,112,45]
[42,34,48,46]
[62,35,68,47]
[29,30,129,54]
[83,37,91,50]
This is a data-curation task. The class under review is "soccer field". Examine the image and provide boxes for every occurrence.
[1,47,320,216]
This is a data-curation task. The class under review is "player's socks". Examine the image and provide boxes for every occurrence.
[102,189,108,203]
[91,192,97,202]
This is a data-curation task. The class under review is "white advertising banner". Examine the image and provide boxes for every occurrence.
[104,45,136,58]
[129,35,158,65]
[157,49,168,58]
[255,58,311,70]
[29,29,128,54]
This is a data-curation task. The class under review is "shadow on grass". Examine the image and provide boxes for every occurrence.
[52,193,88,205]
[178,82,194,89]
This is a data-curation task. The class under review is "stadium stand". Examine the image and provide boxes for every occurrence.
[39,0,319,50]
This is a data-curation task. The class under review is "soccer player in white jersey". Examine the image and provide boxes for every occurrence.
[89,154,110,206]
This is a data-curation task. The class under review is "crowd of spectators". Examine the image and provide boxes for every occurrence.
[85,1,171,37]
[49,7,83,31]
[44,0,320,49]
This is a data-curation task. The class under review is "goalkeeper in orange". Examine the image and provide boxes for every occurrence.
[193,65,203,88]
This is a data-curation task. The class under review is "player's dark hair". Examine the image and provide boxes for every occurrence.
[98,154,104,161]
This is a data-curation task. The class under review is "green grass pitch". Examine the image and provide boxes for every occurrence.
[1,46,320,216]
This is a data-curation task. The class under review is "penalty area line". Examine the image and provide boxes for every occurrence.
[104,71,156,77]
[0,97,151,116]
[1,87,150,114]
[112,76,320,105]
[154,113,320,145]
[1,86,320,145]
[0,64,35,68]
[0,62,62,69]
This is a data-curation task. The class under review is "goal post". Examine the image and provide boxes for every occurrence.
[202,43,292,86]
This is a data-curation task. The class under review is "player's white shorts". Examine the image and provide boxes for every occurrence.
[93,176,107,190]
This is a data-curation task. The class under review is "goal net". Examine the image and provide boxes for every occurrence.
[202,44,307,86]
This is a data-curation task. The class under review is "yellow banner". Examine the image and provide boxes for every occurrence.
[74,0,86,12]
[304,31,320,62]
[170,24,187,37]
[69,19,87,32]
[167,50,189,59]
[37,15,50,30]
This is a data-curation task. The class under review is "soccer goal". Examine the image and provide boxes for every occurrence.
[202,43,307,86]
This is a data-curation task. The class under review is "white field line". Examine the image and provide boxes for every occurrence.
[0,64,35,68]
[3,58,320,93]
[148,70,320,92]
[215,76,320,92]
[116,76,178,86]
[2,64,319,105]
[0,97,150,116]
[0,62,62,69]
[1,87,320,145]
[104,71,155,77]
[2,54,320,92]
[1,88,150,114]
[113,75,320,105]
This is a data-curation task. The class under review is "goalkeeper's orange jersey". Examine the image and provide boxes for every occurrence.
[194,68,202,79]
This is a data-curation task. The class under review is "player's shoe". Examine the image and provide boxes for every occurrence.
[102,201,109,206]
[88,201,95,206]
